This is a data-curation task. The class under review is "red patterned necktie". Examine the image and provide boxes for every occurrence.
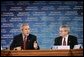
[63,38,66,45]
[23,36,27,50]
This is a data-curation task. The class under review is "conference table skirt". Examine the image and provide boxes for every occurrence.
[1,49,83,56]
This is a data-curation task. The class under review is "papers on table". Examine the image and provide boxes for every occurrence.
[52,45,70,50]
[73,44,83,49]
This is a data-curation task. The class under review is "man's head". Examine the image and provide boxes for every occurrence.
[21,23,30,36]
[59,25,70,37]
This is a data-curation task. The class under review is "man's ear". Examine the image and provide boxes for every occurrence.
[22,29,23,31]
[68,31,70,34]
[21,28,23,33]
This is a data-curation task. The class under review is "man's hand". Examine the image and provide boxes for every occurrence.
[13,46,21,50]
[33,41,38,49]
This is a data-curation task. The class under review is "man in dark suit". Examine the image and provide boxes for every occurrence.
[54,25,78,49]
[10,23,39,50]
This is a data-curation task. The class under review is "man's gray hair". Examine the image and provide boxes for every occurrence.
[60,25,70,32]
[20,23,29,30]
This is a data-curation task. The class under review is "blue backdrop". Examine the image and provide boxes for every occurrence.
[1,1,83,49]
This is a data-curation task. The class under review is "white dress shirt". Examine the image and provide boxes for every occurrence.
[22,34,27,41]
[62,35,69,46]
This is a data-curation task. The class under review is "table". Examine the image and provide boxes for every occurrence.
[1,49,83,56]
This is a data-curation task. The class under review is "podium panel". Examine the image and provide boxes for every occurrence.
[1,49,83,56]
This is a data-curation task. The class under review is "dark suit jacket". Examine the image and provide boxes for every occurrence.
[10,34,40,50]
[54,35,78,49]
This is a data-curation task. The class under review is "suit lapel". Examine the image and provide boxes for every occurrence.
[68,35,70,45]
[27,34,31,42]
[59,37,62,45]
[20,34,24,44]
